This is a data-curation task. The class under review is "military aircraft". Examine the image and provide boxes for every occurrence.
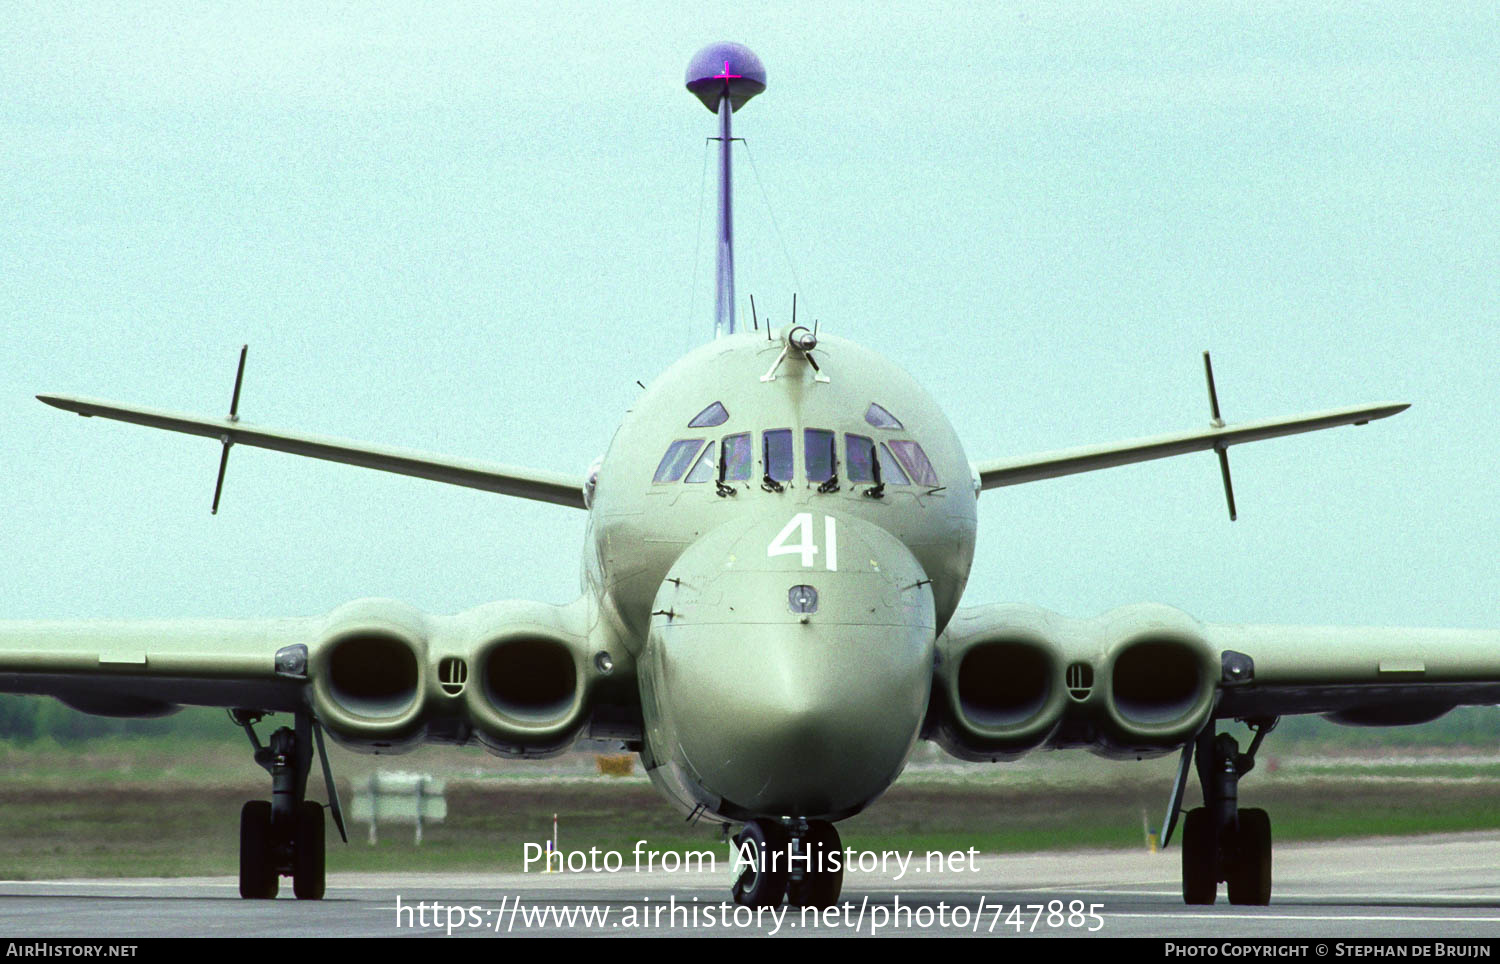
[7,41,1495,910]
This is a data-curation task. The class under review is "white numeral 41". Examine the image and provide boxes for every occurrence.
[767,513,838,571]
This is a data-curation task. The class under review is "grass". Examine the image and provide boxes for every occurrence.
[2,745,1499,879]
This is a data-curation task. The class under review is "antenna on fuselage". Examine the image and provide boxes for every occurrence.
[686,43,766,339]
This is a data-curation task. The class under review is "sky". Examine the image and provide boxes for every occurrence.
[3,0,1498,637]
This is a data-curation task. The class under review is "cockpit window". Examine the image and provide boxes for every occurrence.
[763,429,794,482]
[865,403,904,430]
[888,440,939,486]
[657,431,934,489]
[804,429,836,483]
[653,439,704,483]
[846,434,876,483]
[721,432,752,481]
[878,443,910,485]
[683,442,716,483]
[688,401,729,428]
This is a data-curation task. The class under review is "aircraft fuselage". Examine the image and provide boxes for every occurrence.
[584,329,978,822]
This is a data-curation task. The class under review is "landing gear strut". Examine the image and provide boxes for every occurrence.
[232,710,345,900]
[1181,718,1276,906]
[731,818,844,908]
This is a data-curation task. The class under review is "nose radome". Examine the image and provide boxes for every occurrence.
[646,511,936,819]
[658,618,932,818]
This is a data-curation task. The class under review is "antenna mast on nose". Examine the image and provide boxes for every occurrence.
[686,43,766,339]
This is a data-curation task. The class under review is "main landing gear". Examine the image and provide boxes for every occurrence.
[731,818,844,909]
[1179,718,1277,906]
[232,710,347,900]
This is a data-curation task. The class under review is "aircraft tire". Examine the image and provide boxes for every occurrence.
[731,819,790,907]
[292,801,326,900]
[786,820,843,908]
[1226,808,1272,906]
[239,800,278,899]
[1181,807,1216,905]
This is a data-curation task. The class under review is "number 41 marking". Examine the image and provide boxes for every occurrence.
[767,513,838,571]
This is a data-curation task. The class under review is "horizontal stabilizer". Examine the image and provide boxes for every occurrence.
[973,402,1408,491]
[37,394,586,509]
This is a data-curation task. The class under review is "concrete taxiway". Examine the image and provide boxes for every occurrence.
[1,833,1497,938]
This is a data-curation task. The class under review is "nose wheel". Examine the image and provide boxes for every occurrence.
[786,820,844,908]
[731,819,789,907]
[731,818,844,908]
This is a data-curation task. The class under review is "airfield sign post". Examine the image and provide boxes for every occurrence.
[349,772,447,846]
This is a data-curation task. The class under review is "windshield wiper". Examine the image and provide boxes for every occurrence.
[864,444,885,499]
[761,435,785,492]
[817,433,840,494]
[716,445,736,497]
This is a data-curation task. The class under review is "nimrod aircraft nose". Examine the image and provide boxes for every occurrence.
[641,509,936,819]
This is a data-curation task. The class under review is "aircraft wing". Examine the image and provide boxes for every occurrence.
[1205,623,1500,722]
[0,617,318,716]
[928,606,1500,879]
[0,596,624,755]
[37,394,587,509]
[972,402,1408,491]
[927,602,1500,762]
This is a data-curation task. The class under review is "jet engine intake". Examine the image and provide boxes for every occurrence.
[1094,610,1218,755]
[310,599,429,750]
[1111,637,1209,727]
[462,604,593,757]
[930,606,1067,761]
[326,631,420,718]
[481,635,577,723]
[958,639,1054,729]
[930,603,1218,760]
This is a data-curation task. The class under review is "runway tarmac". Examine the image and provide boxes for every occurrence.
[2,833,1498,938]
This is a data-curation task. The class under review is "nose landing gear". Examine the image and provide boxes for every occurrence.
[731,819,788,907]
[731,817,845,908]
[786,819,844,908]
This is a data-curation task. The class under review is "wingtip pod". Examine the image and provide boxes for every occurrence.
[685,42,766,112]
